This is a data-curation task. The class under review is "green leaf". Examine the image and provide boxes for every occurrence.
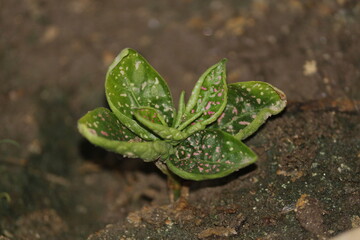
[134,106,168,126]
[172,90,186,129]
[78,107,172,161]
[134,111,187,141]
[180,59,228,134]
[105,48,175,140]
[212,81,286,140]
[166,129,257,180]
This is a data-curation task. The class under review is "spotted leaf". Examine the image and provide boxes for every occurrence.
[78,107,173,161]
[166,129,257,180]
[106,48,175,140]
[212,81,287,140]
[180,59,228,134]
[134,107,168,126]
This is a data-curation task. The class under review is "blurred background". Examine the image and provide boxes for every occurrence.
[1,0,360,239]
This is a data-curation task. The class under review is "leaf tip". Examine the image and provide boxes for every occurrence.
[217,58,227,68]
[107,48,131,75]
[221,58,228,64]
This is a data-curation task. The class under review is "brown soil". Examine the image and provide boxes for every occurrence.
[1,1,359,239]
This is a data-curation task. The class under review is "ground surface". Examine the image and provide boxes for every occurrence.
[1,0,360,239]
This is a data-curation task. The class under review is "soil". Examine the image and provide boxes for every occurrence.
[1,0,359,239]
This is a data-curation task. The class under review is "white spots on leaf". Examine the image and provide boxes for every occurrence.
[163,105,173,112]
[256,98,261,104]
[154,77,159,85]
[135,61,141,70]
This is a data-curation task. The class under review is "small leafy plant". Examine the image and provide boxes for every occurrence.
[78,48,286,200]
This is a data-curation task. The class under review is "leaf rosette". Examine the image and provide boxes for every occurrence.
[78,48,287,181]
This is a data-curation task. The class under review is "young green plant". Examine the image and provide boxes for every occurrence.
[78,48,287,201]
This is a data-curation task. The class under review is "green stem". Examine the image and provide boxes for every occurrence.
[177,110,204,131]
[155,161,182,202]
[173,91,186,129]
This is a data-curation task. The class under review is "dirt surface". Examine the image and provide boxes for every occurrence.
[87,99,360,240]
[1,0,360,239]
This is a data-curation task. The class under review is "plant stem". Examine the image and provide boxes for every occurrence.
[155,161,182,202]
[177,110,204,131]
